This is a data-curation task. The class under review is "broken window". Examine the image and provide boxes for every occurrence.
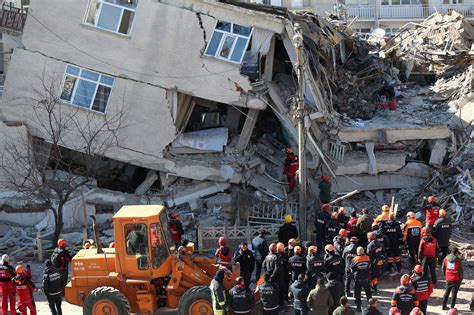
[85,0,137,35]
[205,21,253,64]
[60,65,115,113]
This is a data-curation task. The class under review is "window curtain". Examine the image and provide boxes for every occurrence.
[251,28,274,58]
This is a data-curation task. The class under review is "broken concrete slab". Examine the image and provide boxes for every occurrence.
[248,175,286,201]
[429,139,448,166]
[376,191,385,204]
[334,151,406,176]
[365,191,376,200]
[337,125,451,143]
[165,181,230,209]
[135,170,159,195]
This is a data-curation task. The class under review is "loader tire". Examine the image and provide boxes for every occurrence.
[178,285,213,315]
[83,286,130,315]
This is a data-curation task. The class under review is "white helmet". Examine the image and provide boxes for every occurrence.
[1,254,9,263]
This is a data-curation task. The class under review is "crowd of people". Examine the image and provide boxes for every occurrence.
[211,195,465,315]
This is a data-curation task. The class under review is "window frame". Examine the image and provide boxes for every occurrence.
[204,21,253,65]
[84,0,138,36]
[59,64,115,114]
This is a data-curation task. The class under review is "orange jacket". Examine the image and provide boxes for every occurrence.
[375,212,390,223]
[403,219,422,242]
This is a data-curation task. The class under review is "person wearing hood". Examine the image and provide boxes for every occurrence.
[278,215,298,247]
[307,278,333,315]
[256,272,280,315]
[326,277,344,315]
[306,245,324,289]
[210,269,227,315]
[366,232,384,294]
[433,209,452,265]
[289,246,306,282]
[318,175,331,204]
[233,242,255,287]
[290,273,310,315]
[0,254,15,315]
[411,264,433,315]
[338,207,350,230]
[252,230,269,281]
[262,243,282,284]
[380,213,403,273]
[442,246,463,310]
[326,212,341,245]
[43,260,63,315]
[333,296,356,315]
[228,276,254,315]
[12,264,36,315]
[215,237,233,270]
[315,203,331,253]
[351,247,372,312]
[363,298,383,315]
[403,212,422,269]
[324,244,344,284]
[391,274,419,315]
[357,208,373,247]
[418,227,438,285]
[343,236,359,297]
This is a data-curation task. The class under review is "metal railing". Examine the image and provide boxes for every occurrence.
[347,6,375,18]
[347,4,473,19]
[0,3,27,32]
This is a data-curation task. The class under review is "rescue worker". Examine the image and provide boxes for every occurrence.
[366,232,384,294]
[391,274,419,315]
[169,213,184,246]
[433,209,452,264]
[51,238,71,292]
[357,208,373,247]
[411,264,433,315]
[315,203,331,252]
[342,236,359,297]
[210,269,227,315]
[307,278,333,315]
[334,229,349,257]
[409,307,422,315]
[333,296,356,315]
[375,205,390,223]
[0,254,15,315]
[403,211,422,268]
[43,260,63,315]
[318,175,331,204]
[326,276,344,315]
[82,239,94,249]
[323,244,344,284]
[447,308,459,315]
[215,237,232,269]
[262,244,282,283]
[289,246,306,282]
[418,227,438,284]
[286,238,298,258]
[423,195,440,229]
[256,272,280,315]
[12,264,36,315]
[252,230,269,281]
[351,246,372,312]
[364,298,383,315]
[283,148,298,192]
[278,214,298,247]
[326,212,341,245]
[290,273,310,315]
[442,246,463,310]
[338,207,350,229]
[306,245,324,289]
[347,210,359,237]
[381,213,403,272]
[228,276,254,315]
[389,307,402,315]
[233,242,255,287]
[276,242,289,304]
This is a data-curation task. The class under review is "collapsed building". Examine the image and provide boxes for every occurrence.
[0,0,471,252]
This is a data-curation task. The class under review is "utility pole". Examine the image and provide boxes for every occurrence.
[292,23,307,241]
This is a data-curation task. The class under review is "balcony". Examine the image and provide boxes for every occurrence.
[347,6,375,19]
[347,4,473,20]
[0,3,27,33]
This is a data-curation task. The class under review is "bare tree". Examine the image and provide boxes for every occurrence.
[0,72,126,246]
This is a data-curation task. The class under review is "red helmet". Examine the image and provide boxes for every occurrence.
[427,195,436,204]
[218,237,226,247]
[409,307,422,315]
[269,243,277,253]
[276,242,285,253]
[15,264,24,274]
[413,264,423,274]
[339,229,349,238]
[286,148,293,154]
[322,204,330,210]
[367,232,376,241]
[400,274,411,285]
[321,175,330,182]
[57,239,66,248]
[109,242,115,248]
[389,307,402,315]
[447,308,459,315]
[325,244,335,252]
[170,213,179,220]
[350,236,359,243]
[421,227,431,235]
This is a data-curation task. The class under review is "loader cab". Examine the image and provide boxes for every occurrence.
[113,205,174,279]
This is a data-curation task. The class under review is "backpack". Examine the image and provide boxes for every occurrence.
[51,250,62,268]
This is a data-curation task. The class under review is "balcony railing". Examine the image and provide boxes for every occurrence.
[347,4,473,19]
[0,3,27,32]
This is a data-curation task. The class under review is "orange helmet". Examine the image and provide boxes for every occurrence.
[269,243,277,253]
[294,246,302,254]
[339,229,349,238]
[413,264,423,274]
[331,212,338,219]
[382,205,390,212]
[15,264,24,274]
[276,242,285,253]
[439,209,446,217]
[308,246,317,255]
[427,195,436,204]
[58,239,66,248]
[324,244,335,252]
[288,238,297,246]
[400,274,411,285]
[286,148,293,154]
[367,232,376,241]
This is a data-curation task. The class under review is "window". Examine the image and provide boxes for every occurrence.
[124,223,149,270]
[150,223,170,268]
[204,21,253,64]
[85,0,137,35]
[60,65,115,113]
[443,0,462,3]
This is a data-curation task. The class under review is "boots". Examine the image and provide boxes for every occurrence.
[356,304,361,312]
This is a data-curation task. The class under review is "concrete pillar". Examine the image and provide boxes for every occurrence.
[236,108,260,151]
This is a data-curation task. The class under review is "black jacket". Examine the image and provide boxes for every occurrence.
[326,219,341,243]
[252,235,269,263]
[0,263,15,283]
[380,220,402,248]
[262,253,282,282]
[338,213,350,229]
[258,281,280,310]
[289,253,306,281]
[43,266,63,295]
[233,249,255,274]
[52,248,72,269]
[433,217,452,247]
[350,254,371,282]
[363,306,383,315]
[290,280,310,310]
[367,239,385,263]
[315,211,331,236]
[333,235,346,256]
[326,279,344,309]
[278,223,298,246]
[324,252,344,281]
[229,284,254,313]
[342,243,357,273]
[306,253,325,287]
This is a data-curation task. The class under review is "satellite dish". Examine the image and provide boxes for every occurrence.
[372,28,386,38]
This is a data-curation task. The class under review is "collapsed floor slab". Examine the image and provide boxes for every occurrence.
[334,151,407,176]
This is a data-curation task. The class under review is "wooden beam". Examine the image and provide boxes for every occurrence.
[236,109,260,151]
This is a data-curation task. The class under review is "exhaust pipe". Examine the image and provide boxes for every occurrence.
[90,215,103,254]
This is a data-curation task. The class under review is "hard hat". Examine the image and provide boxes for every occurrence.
[389,307,402,315]
[339,229,349,238]
[58,239,66,248]
[331,212,338,219]
[109,242,115,248]
[294,246,302,254]
[269,243,277,253]
[409,307,422,315]
[356,246,364,255]
[447,308,459,315]
[400,274,411,286]
[308,246,317,255]
[322,204,330,210]
[338,207,345,214]
[367,232,376,241]
[218,237,226,247]
[321,175,330,182]
[413,264,423,274]
[284,215,293,223]
[288,238,297,246]
[84,242,91,249]
[324,244,335,252]
[439,209,446,217]
[170,213,179,220]
[286,148,293,154]
[1,254,9,263]
[276,242,285,253]
[421,227,430,235]
[382,205,390,212]
[427,195,436,204]
[406,211,416,219]
[350,236,359,243]
[15,264,24,274]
